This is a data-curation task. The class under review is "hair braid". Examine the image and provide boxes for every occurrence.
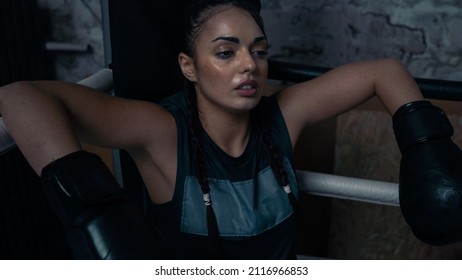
[253,106,300,216]
[185,83,221,258]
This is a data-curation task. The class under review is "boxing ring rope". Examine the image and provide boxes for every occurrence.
[76,68,114,93]
[2,63,461,206]
[0,117,15,155]
[297,170,399,206]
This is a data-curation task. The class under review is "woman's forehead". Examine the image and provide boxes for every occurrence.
[198,7,264,42]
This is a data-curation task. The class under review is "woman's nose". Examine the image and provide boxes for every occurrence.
[239,50,257,73]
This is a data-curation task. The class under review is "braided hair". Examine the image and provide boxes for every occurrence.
[177,0,299,258]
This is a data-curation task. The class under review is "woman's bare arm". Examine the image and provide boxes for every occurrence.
[0,80,176,174]
[278,58,424,146]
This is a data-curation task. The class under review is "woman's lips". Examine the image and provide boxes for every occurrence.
[235,80,258,97]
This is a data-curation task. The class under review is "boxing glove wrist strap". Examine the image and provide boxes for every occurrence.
[392,100,454,153]
[40,150,126,227]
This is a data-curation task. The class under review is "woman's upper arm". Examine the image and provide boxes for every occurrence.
[27,80,176,152]
[277,58,423,145]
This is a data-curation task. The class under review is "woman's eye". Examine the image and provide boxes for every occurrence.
[216,51,234,59]
[253,49,268,58]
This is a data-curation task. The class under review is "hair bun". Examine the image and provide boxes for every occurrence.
[247,0,261,12]
[187,0,261,12]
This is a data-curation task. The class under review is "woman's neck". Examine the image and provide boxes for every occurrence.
[200,110,251,158]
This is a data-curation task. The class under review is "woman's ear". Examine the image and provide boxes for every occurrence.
[178,53,196,82]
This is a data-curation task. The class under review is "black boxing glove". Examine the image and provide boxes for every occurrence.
[393,100,462,245]
[40,151,167,259]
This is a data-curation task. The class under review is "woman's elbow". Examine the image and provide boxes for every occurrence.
[0,81,47,114]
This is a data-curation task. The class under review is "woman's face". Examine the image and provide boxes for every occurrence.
[180,6,268,116]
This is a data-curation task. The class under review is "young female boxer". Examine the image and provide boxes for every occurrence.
[0,0,460,259]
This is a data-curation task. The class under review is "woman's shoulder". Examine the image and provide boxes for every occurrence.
[159,91,188,113]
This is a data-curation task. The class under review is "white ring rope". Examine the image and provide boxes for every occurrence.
[297,170,399,206]
[0,117,15,154]
[76,68,114,93]
[1,69,401,207]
